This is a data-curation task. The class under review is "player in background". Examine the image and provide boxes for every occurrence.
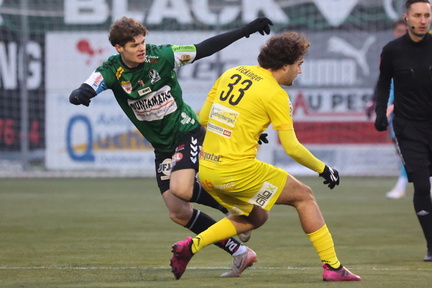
[375,0,432,261]
[170,32,362,282]
[366,19,409,199]
[384,20,409,199]
[69,16,273,276]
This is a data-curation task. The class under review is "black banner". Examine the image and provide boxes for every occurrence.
[0,26,45,151]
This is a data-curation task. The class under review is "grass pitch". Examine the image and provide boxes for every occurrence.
[1,176,432,287]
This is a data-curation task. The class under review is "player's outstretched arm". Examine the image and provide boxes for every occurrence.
[278,130,323,169]
[242,17,273,37]
[279,129,340,189]
[194,17,273,61]
[278,129,339,189]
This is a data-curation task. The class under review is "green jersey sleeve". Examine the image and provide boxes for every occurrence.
[171,44,197,68]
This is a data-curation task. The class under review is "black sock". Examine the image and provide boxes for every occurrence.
[324,263,343,270]
[190,182,229,214]
[185,209,241,255]
[411,170,432,249]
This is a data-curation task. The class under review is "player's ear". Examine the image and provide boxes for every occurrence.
[114,44,123,53]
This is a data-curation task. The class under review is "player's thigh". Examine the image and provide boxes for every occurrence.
[394,117,431,175]
[170,168,196,198]
[154,151,173,194]
[172,125,205,173]
[398,138,429,175]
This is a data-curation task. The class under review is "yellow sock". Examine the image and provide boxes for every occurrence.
[307,224,341,269]
[191,217,237,254]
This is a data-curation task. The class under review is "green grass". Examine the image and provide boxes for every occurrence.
[1,176,431,287]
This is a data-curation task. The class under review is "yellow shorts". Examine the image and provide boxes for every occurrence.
[199,159,288,216]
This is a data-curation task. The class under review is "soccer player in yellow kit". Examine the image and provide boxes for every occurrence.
[170,32,361,282]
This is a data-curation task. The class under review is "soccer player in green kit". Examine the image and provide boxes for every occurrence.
[69,16,272,277]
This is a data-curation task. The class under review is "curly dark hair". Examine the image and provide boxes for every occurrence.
[257,32,310,70]
[108,17,149,47]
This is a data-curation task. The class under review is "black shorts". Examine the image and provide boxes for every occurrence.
[393,117,432,180]
[154,125,205,194]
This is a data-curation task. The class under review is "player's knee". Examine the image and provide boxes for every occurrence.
[285,183,316,206]
[168,207,193,226]
[252,215,268,229]
[248,207,268,228]
[410,171,431,197]
[300,184,315,201]
[170,186,192,201]
[168,212,190,226]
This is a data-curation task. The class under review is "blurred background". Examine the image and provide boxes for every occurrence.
[0,0,407,177]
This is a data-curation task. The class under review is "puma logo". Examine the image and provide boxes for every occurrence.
[327,35,376,76]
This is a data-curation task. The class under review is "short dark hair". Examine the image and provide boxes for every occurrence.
[393,19,407,29]
[405,0,430,11]
[258,32,309,70]
[108,17,149,47]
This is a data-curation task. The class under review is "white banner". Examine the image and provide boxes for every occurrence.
[45,31,266,171]
[45,30,394,175]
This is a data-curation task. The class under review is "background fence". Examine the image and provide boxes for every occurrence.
[0,0,407,177]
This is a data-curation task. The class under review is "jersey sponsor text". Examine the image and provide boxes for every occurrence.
[128,85,177,121]
[209,103,239,127]
[249,182,278,208]
[207,122,232,138]
[200,151,223,163]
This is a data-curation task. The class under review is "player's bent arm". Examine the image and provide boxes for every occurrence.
[69,83,97,107]
[198,78,220,126]
[198,98,213,127]
[375,51,393,124]
[69,71,110,107]
[278,129,325,174]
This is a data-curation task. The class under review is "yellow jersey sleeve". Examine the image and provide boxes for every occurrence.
[199,76,220,127]
[266,90,294,131]
[278,129,325,173]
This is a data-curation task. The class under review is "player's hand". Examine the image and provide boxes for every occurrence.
[69,84,96,107]
[243,17,273,38]
[365,100,376,119]
[374,113,388,131]
[258,133,269,145]
[319,165,340,189]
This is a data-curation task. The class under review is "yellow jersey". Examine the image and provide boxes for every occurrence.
[199,65,293,166]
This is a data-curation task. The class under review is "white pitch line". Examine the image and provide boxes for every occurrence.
[0,266,231,270]
[0,266,312,270]
[0,266,431,271]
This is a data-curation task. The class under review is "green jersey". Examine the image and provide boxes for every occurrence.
[84,44,200,153]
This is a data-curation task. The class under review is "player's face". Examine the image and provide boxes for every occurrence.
[116,35,146,68]
[284,57,304,86]
[405,2,432,40]
[393,23,407,38]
